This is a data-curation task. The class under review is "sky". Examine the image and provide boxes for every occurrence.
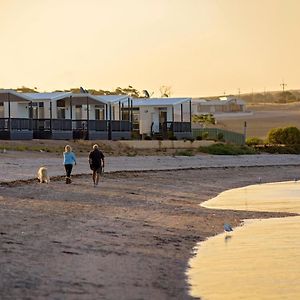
[0,0,299,97]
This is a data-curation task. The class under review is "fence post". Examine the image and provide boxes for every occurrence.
[243,121,247,144]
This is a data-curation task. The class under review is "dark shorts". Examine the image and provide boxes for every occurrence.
[90,165,103,174]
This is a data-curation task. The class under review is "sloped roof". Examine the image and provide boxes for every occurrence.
[95,95,130,104]
[133,98,191,107]
[71,93,107,105]
[24,92,72,101]
[0,89,32,102]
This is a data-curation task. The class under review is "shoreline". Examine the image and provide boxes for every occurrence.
[0,166,298,299]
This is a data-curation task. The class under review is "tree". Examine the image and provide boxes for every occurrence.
[268,126,300,144]
[142,90,154,98]
[192,114,216,125]
[113,86,140,98]
[16,86,38,93]
[159,85,172,97]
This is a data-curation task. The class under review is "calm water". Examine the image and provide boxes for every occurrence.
[187,181,300,300]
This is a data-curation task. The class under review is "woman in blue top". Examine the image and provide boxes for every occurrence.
[63,145,76,184]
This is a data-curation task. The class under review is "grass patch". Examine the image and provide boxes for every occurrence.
[197,143,257,155]
[0,144,63,153]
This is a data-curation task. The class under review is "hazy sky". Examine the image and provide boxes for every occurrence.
[0,0,299,97]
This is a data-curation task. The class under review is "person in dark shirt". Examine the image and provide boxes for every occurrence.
[89,144,105,186]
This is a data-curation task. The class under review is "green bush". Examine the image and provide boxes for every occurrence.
[131,132,141,140]
[246,137,264,146]
[267,126,300,145]
[175,149,194,156]
[259,144,300,154]
[197,143,257,155]
[202,132,209,140]
[169,135,177,140]
[144,135,152,140]
[184,137,195,142]
[217,132,224,141]
[196,135,202,140]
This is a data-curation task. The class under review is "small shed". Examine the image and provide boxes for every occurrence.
[132,98,192,139]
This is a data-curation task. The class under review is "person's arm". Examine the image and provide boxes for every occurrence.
[73,153,77,165]
[101,153,105,168]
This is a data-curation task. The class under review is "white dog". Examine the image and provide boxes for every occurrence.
[37,167,50,184]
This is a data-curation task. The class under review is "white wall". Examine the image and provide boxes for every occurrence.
[139,106,154,134]
[3,102,29,118]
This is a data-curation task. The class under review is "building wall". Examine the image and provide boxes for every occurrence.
[139,106,154,135]
[3,102,29,118]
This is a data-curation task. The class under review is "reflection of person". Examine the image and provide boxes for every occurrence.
[89,144,105,186]
[63,145,76,184]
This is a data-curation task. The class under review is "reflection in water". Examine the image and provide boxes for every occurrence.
[187,181,300,300]
[224,235,232,244]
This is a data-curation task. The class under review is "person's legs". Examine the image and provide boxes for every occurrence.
[92,170,96,186]
[95,171,100,186]
[65,164,73,183]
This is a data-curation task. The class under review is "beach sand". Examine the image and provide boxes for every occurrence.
[0,166,297,300]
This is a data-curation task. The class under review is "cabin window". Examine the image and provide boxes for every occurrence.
[75,105,82,120]
[95,105,104,120]
[57,100,66,119]
[32,102,44,119]
[132,108,140,132]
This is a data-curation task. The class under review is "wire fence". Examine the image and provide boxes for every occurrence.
[192,128,245,145]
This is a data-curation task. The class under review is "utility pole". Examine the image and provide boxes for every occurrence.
[280,80,287,92]
[280,80,287,103]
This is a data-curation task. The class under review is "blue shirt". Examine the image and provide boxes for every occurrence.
[63,151,76,165]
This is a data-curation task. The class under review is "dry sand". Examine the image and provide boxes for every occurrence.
[0,165,298,300]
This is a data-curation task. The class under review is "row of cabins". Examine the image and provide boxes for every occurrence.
[0,90,192,140]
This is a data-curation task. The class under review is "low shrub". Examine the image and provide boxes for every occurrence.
[184,137,195,142]
[169,135,177,140]
[144,135,152,140]
[155,136,163,141]
[217,132,224,141]
[202,132,209,140]
[131,132,141,140]
[246,137,264,146]
[197,143,257,155]
[196,135,202,140]
[267,126,300,145]
[258,144,300,154]
[175,149,194,156]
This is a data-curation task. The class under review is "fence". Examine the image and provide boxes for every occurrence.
[192,128,245,145]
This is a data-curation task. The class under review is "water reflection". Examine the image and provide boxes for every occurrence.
[187,181,300,300]
[224,235,232,244]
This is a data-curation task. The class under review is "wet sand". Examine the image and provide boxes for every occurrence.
[0,166,298,299]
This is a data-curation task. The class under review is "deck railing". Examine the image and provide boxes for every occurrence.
[32,119,72,131]
[0,118,132,133]
[164,122,192,133]
[0,118,32,131]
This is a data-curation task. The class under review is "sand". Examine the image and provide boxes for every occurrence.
[0,164,298,300]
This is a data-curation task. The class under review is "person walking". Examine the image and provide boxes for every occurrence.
[63,145,76,184]
[89,144,105,186]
